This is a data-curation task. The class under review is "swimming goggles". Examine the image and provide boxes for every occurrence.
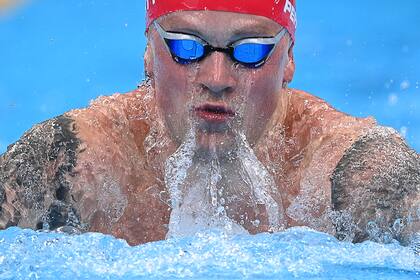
[154,22,288,68]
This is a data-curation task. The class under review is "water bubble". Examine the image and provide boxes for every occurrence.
[216,206,225,216]
[391,218,404,235]
[366,221,381,242]
[251,219,260,227]
[409,233,420,255]
[400,80,410,90]
[388,93,398,106]
[399,126,408,138]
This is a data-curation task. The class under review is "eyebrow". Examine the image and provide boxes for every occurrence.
[230,25,278,38]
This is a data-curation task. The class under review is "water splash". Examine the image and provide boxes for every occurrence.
[0,227,418,280]
[165,127,197,238]
[165,126,248,238]
[163,118,289,237]
[236,130,286,232]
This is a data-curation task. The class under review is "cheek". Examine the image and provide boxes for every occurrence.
[152,48,195,142]
[245,68,282,120]
[153,52,189,117]
[238,61,283,144]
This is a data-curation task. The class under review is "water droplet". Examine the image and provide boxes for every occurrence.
[388,93,398,106]
[392,218,404,234]
[400,80,410,90]
[399,126,408,138]
[251,219,260,227]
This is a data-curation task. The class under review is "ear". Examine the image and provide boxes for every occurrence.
[144,42,154,80]
[283,46,295,84]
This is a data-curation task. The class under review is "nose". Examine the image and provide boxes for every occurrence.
[196,51,237,96]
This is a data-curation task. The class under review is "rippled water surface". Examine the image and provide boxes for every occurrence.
[0,227,418,279]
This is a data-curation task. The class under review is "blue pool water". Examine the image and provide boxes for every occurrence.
[0,227,418,280]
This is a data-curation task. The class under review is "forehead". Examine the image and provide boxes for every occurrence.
[156,10,282,43]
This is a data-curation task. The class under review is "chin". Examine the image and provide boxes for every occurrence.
[195,130,238,160]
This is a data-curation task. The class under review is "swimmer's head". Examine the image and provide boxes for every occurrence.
[144,1,296,156]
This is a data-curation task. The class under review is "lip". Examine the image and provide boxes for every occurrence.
[194,103,235,123]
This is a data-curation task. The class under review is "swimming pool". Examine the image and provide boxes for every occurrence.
[0,227,418,279]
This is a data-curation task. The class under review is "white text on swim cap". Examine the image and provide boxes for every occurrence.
[283,0,297,28]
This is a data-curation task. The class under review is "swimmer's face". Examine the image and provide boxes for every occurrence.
[147,10,294,155]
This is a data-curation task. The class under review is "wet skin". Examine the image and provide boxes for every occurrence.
[146,11,295,159]
[2,9,417,246]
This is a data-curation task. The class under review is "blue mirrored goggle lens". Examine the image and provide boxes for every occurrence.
[166,38,275,66]
[233,43,274,64]
[166,39,205,61]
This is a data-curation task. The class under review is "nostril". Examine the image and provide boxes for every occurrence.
[197,52,236,94]
[201,83,234,96]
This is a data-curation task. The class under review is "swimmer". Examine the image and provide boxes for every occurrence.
[0,0,419,246]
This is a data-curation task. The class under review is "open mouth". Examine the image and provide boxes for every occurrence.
[194,103,235,123]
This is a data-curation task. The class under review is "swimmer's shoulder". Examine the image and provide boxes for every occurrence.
[67,85,153,135]
[280,90,375,228]
[286,88,376,134]
[283,88,377,177]
[0,84,154,231]
[0,115,81,230]
[64,85,154,169]
[73,84,153,135]
[286,89,419,244]
[330,125,420,244]
[59,85,154,163]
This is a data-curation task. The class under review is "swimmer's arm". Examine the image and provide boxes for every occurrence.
[331,127,420,246]
[0,116,82,231]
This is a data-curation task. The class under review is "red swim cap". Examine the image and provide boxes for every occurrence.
[146,0,297,41]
